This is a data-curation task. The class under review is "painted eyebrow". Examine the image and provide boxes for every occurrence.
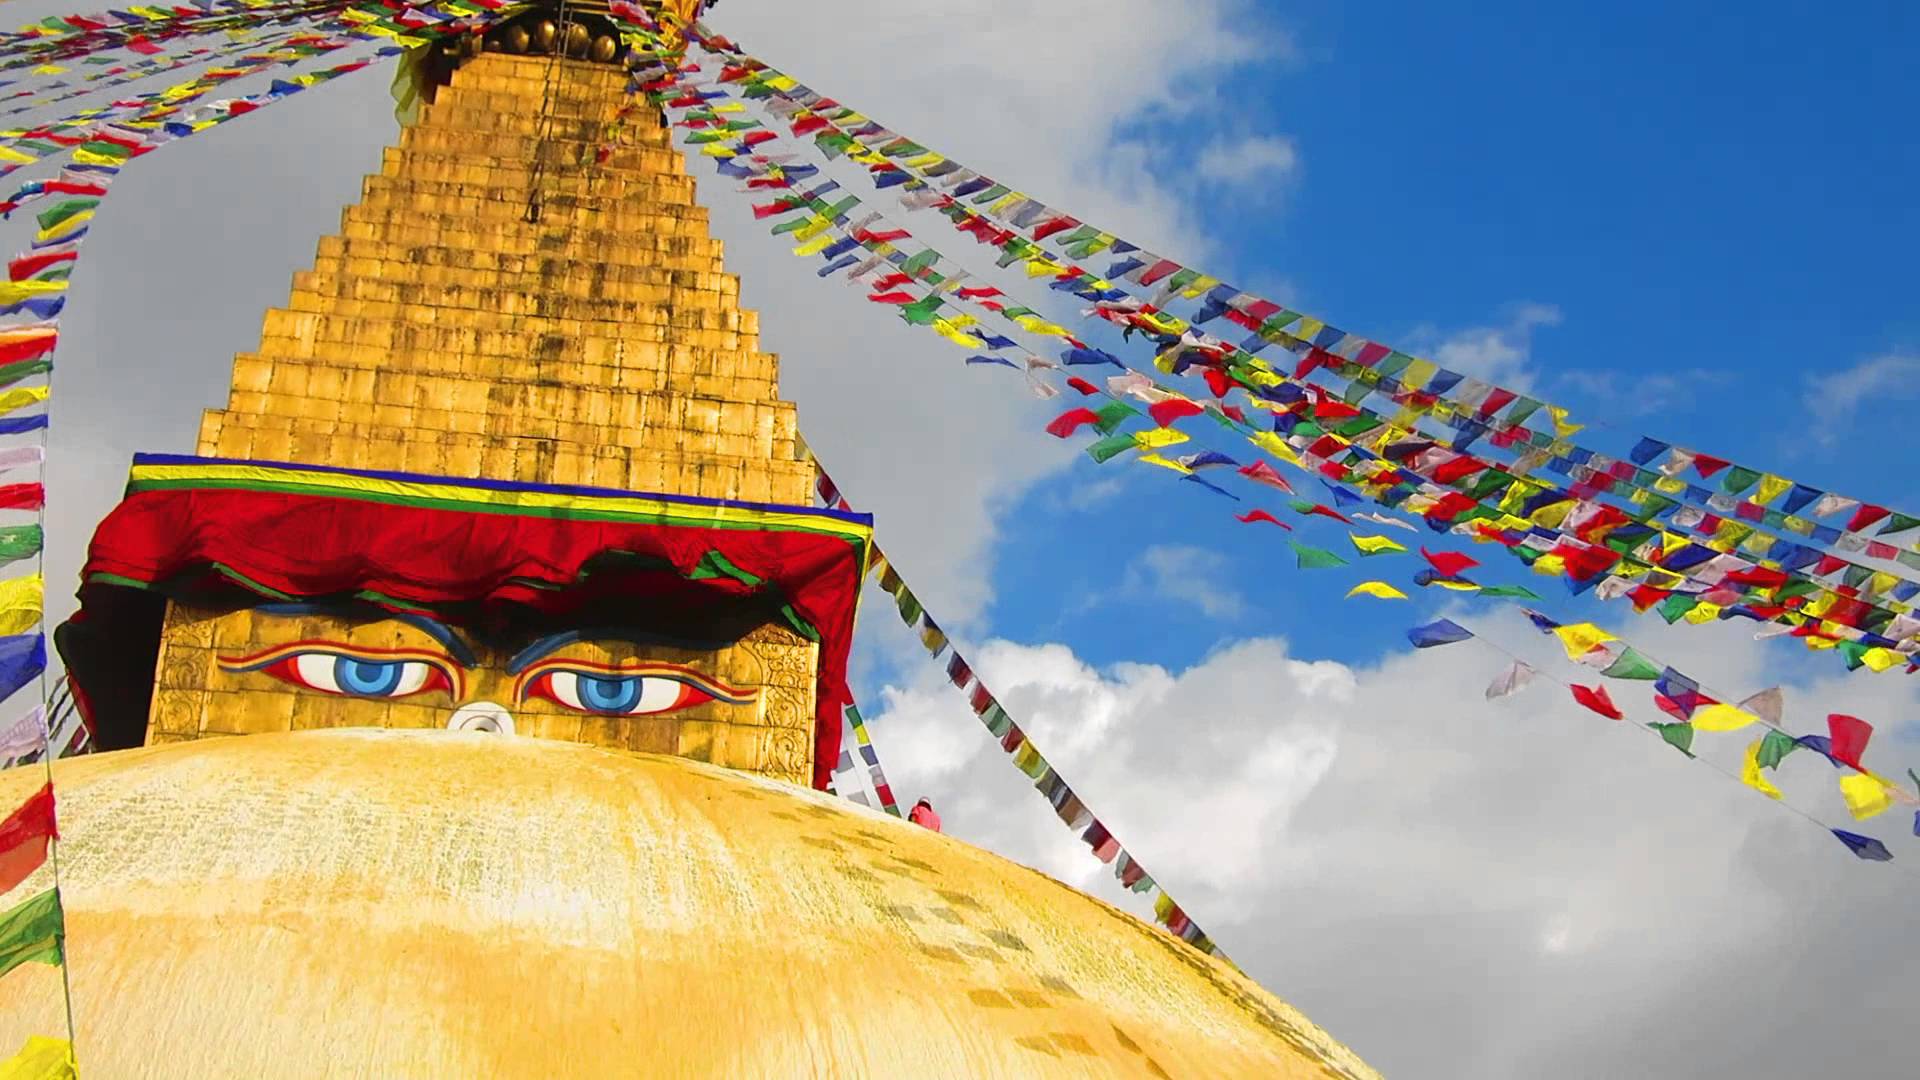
[505,627,733,675]
[253,603,478,668]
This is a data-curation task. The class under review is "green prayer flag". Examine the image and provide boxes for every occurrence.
[768,214,812,236]
[1085,434,1136,464]
[0,525,41,565]
[969,183,1011,205]
[1650,722,1695,758]
[1720,466,1761,495]
[1506,397,1544,425]
[1091,401,1139,435]
[1289,540,1348,570]
[895,587,923,626]
[1375,352,1414,380]
[898,249,939,279]
[1838,641,1869,670]
[34,198,97,233]
[0,889,63,981]
[1657,593,1698,624]
[895,296,944,326]
[1880,513,1920,536]
[1466,470,1513,500]
[1601,647,1663,680]
[0,359,50,391]
[979,704,1011,737]
[1478,584,1544,600]
[1756,729,1798,770]
[1055,224,1101,247]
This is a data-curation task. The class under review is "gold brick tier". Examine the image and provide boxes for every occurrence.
[194,53,812,503]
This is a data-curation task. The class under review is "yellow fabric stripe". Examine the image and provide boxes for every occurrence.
[128,463,872,542]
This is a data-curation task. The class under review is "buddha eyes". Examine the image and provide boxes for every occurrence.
[516,662,757,717]
[219,646,457,700]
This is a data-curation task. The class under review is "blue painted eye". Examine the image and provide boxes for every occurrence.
[532,671,707,715]
[289,653,437,698]
[578,674,643,712]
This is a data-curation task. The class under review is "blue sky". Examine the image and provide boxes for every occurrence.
[963,1,1920,676]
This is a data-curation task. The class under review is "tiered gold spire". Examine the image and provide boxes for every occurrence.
[197,51,812,505]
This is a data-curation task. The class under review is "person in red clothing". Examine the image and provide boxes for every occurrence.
[907,798,941,833]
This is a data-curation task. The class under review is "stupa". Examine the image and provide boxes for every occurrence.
[0,4,1379,1075]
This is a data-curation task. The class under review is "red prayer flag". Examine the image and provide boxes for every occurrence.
[865,291,914,304]
[1031,216,1077,242]
[1826,714,1873,770]
[1420,546,1480,578]
[1846,504,1890,533]
[1065,377,1100,396]
[1045,408,1100,439]
[1202,368,1231,399]
[1238,461,1294,493]
[1571,683,1623,720]
[0,330,55,365]
[1234,509,1291,530]
[1147,399,1204,427]
[1691,454,1730,478]
[0,783,56,895]
[1221,405,1247,424]
[0,483,43,511]
[1479,388,1517,417]
[1305,503,1351,524]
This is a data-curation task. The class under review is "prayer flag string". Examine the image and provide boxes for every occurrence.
[806,459,1228,959]
[686,24,1920,584]
[648,53,1920,671]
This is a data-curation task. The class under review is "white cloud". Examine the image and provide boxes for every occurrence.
[1196,133,1301,191]
[1122,543,1246,619]
[1802,351,1920,445]
[1411,302,1562,391]
[866,613,1920,1078]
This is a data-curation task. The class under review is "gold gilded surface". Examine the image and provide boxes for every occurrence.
[0,731,1377,1079]
[147,605,816,784]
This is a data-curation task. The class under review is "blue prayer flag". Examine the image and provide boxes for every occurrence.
[0,633,44,706]
[1832,829,1892,862]
[1406,619,1474,649]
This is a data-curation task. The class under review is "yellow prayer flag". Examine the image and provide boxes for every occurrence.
[1248,431,1302,466]
[1529,500,1574,529]
[1690,703,1759,732]
[790,234,833,257]
[930,321,983,349]
[1293,316,1324,341]
[0,1035,76,1080]
[0,572,41,637]
[1349,533,1408,556]
[1400,359,1437,391]
[1131,428,1190,450]
[1429,579,1483,592]
[1345,581,1408,600]
[0,386,48,417]
[1531,554,1568,577]
[1860,647,1902,673]
[1755,474,1792,505]
[1134,453,1191,474]
[1552,623,1617,661]
[30,65,66,76]
[0,146,33,166]
[1741,739,1783,800]
[1548,405,1584,437]
[1838,773,1892,820]
[1682,600,1722,625]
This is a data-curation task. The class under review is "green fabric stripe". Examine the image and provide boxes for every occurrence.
[0,360,52,390]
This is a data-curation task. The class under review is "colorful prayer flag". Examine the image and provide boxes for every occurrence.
[0,1035,74,1080]
[0,888,62,980]
[1831,829,1892,862]
[1570,683,1623,720]
[1485,661,1535,700]
[1407,619,1473,648]
[0,784,54,895]
[1551,623,1618,662]
[1838,774,1892,821]
[1742,738,1784,799]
